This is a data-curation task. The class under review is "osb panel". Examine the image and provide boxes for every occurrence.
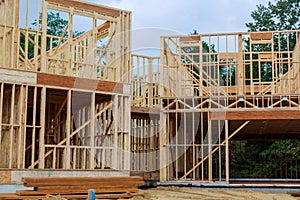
[0,170,11,184]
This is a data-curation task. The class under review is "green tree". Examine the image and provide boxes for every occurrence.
[246,0,300,31]
[244,0,300,83]
[20,12,83,59]
[230,0,300,179]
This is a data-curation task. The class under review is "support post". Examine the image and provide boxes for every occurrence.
[160,112,167,181]
[40,0,48,72]
[225,120,229,183]
[112,95,118,169]
[124,96,131,171]
[38,87,46,169]
[237,34,244,96]
[90,91,95,169]
[208,118,212,181]
[65,89,71,169]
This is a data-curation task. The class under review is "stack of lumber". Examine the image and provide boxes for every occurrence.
[0,176,144,199]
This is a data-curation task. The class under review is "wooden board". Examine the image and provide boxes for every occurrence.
[37,73,123,93]
[0,193,143,199]
[0,68,37,84]
[46,0,121,17]
[210,110,300,120]
[15,176,144,197]
[179,35,200,42]
[259,52,276,59]
[219,52,237,60]
[17,188,139,195]
[23,176,143,187]
[250,32,273,41]
[131,106,160,115]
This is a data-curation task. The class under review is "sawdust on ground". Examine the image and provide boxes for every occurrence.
[132,186,300,200]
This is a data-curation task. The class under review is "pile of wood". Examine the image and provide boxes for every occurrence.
[0,176,144,199]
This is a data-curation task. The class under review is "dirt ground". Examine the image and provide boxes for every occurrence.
[132,186,300,200]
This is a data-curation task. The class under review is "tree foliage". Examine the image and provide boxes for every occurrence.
[20,12,83,59]
[230,140,300,178]
[229,0,300,179]
[246,0,300,31]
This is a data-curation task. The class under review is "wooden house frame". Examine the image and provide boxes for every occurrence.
[0,0,131,183]
[0,0,300,185]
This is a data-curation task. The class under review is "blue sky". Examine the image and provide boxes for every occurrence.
[89,0,274,34]
[87,0,275,55]
[19,0,275,56]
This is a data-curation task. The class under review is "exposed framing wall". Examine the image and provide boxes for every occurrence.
[160,30,300,97]
[159,30,300,182]
[131,54,160,108]
[130,54,160,174]
[0,79,130,170]
[0,0,131,82]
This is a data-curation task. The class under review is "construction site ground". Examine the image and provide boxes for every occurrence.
[132,186,300,200]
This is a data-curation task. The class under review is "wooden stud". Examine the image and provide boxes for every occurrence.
[112,95,118,169]
[38,87,46,169]
[0,83,3,153]
[8,84,15,168]
[90,91,95,169]
[225,120,229,183]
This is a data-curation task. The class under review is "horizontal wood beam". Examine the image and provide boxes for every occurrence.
[37,73,123,93]
[210,110,300,120]
[131,106,160,115]
[46,0,121,17]
[179,35,200,42]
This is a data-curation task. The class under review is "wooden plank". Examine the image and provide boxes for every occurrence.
[131,106,160,115]
[17,188,138,195]
[65,89,71,169]
[225,120,229,183]
[46,0,121,17]
[21,85,28,169]
[9,84,15,168]
[0,68,37,84]
[250,32,273,41]
[259,52,276,60]
[0,192,143,199]
[210,110,300,120]
[179,35,200,42]
[24,181,144,187]
[40,0,47,72]
[112,95,118,169]
[31,86,37,167]
[18,176,144,196]
[37,73,123,93]
[38,87,46,169]
[0,83,3,156]
[22,176,143,184]
[237,34,244,96]
[89,91,95,169]
[219,52,237,60]
[36,184,142,191]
